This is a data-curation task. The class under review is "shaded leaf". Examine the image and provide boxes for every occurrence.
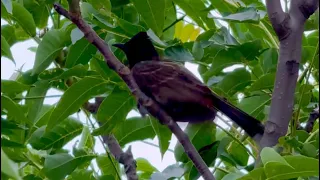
[48,77,114,130]
[65,38,97,68]
[150,117,172,158]
[11,1,36,37]
[131,0,165,36]
[29,118,83,150]
[113,117,156,146]
[1,148,22,180]
[1,35,14,62]
[164,45,194,62]
[250,73,275,91]
[96,154,120,176]
[94,89,136,135]
[32,30,68,75]
[1,25,17,46]
[44,153,95,180]
[1,80,31,96]
[211,7,260,23]
[1,95,31,125]
[23,0,49,29]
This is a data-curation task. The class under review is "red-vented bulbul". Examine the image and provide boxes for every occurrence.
[113,32,264,139]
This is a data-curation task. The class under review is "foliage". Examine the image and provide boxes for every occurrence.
[1,0,318,179]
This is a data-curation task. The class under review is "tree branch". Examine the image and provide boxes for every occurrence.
[260,0,319,149]
[305,107,319,133]
[84,98,138,180]
[54,1,214,179]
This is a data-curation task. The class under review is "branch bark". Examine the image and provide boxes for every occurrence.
[84,98,138,180]
[261,0,319,148]
[54,1,214,179]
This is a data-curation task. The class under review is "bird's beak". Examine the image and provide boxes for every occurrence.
[112,43,126,51]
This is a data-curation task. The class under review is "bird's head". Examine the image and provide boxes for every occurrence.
[113,32,159,68]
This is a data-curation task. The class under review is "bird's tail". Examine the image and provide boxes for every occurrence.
[210,93,265,139]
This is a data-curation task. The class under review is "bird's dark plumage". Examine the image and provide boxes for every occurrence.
[113,32,264,138]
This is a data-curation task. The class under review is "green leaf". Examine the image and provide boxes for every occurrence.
[301,143,317,158]
[1,35,14,62]
[1,138,25,148]
[93,89,135,135]
[44,153,95,180]
[32,30,68,75]
[90,57,123,82]
[136,158,158,174]
[78,126,95,150]
[260,147,292,167]
[221,172,244,180]
[1,0,12,14]
[211,7,260,23]
[162,0,176,41]
[113,117,156,146]
[69,169,95,180]
[1,95,31,125]
[11,1,36,37]
[23,0,49,29]
[1,118,27,135]
[39,64,92,80]
[65,38,97,68]
[96,154,120,176]
[264,155,319,179]
[151,164,185,180]
[228,141,249,166]
[172,0,215,30]
[203,47,243,78]
[48,77,114,130]
[260,48,278,74]
[1,148,22,180]
[213,68,252,96]
[25,81,50,123]
[116,18,147,36]
[150,117,172,158]
[1,25,17,46]
[237,93,271,119]
[164,45,194,62]
[131,0,165,36]
[1,80,31,95]
[238,167,266,180]
[29,118,83,150]
[174,121,216,162]
[250,73,275,91]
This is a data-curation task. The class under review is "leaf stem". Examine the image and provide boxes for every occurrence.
[163,15,186,33]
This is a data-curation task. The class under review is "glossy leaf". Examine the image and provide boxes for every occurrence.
[1,95,31,125]
[25,80,50,123]
[96,154,120,176]
[113,117,156,146]
[93,89,136,135]
[1,25,17,46]
[10,2,36,37]
[65,38,97,68]
[131,0,165,36]
[250,73,275,91]
[48,77,114,130]
[29,118,83,150]
[1,148,22,180]
[1,35,13,62]
[23,0,49,29]
[164,45,194,62]
[174,121,216,162]
[44,153,96,180]
[1,80,31,95]
[150,117,172,158]
[32,30,68,75]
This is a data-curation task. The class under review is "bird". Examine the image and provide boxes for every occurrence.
[113,32,265,139]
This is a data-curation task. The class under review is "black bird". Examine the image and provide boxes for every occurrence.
[113,32,264,139]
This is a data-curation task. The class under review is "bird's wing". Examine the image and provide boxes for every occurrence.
[131,61,213,107]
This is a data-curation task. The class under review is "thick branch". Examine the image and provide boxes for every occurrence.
[54,2,214,179]
[260,0,319,149]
